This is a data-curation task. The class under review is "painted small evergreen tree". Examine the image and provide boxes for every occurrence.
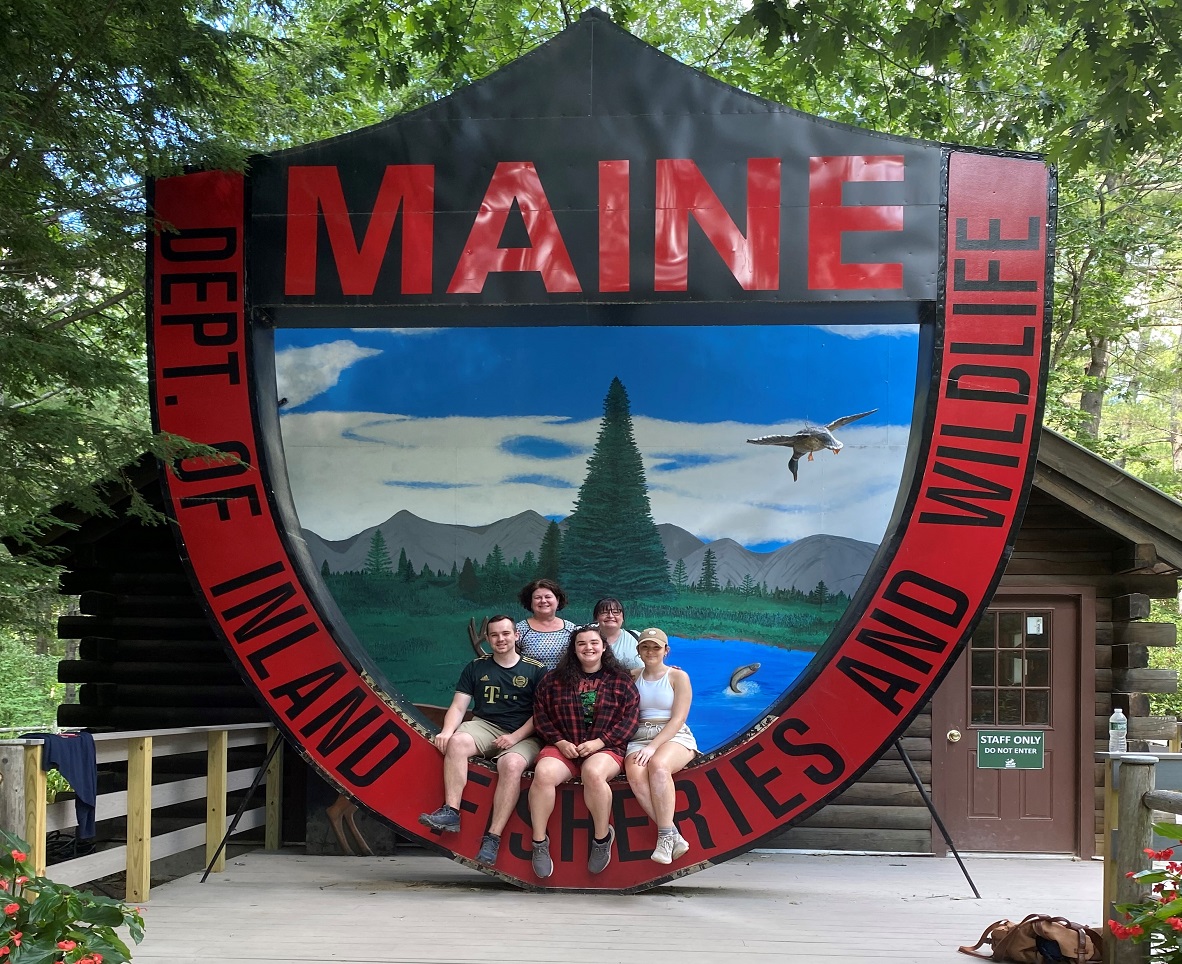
[363,531,393,576]
[696,547,720,593]
[537,520,562,580]
[562,378,671,598]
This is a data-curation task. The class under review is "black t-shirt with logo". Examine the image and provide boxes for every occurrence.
[456,655,547,732]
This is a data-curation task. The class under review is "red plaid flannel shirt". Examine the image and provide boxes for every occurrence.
[533,670,640,756]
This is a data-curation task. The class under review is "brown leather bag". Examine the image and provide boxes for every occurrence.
[958,914,1103,963]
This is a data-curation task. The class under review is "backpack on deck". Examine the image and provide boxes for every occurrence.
[958,914,1102,964]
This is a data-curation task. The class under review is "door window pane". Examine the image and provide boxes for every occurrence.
[968,609,1051,727]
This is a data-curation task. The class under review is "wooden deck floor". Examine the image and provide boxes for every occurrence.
[131,849,1103,963]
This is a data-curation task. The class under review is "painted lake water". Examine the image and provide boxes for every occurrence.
[664,636,816,752]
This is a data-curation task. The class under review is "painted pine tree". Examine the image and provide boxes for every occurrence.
[562,378,671,598]
[537,520,562,580]
[364,531,393,576]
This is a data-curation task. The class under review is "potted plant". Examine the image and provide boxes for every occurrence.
[1,829,144,964]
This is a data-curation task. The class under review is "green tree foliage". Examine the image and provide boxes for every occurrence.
[0,632,59,727]
[672,558,689,590]
[562,378,671,598]
[696,547,720,593]
[537,520,563,581]
[364,530,393,576]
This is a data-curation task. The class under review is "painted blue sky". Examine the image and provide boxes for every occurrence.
[274,319,920,547]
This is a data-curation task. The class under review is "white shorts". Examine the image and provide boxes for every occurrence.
[627,720,698,758]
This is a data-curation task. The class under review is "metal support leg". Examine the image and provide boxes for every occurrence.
[894,739,980,898]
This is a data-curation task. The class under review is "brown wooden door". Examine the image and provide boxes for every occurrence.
[932,595,1081,853]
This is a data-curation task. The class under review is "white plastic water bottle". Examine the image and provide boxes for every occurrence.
[1109,707,1128,754]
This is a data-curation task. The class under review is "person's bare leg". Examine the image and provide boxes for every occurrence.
[528,757,572,840]
[647,743,694,827]
[625,754,657,822]
[489,751,527,836]
[581,753,622,839]
[442,732,478,809]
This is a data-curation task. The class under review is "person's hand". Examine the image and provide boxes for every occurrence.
[556,739,579,759]
[576,739,604,758]
[433,733,452,754]
[635,745,654,766]
[492,733,515,751]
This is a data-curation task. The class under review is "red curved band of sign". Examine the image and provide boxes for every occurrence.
[147,150,1049,891]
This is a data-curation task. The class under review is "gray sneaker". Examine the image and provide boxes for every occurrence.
[588,825,615,874]
[671,832,690,861]
[650,833,676,865]
[418,806,460,832]
[476,833,500,866]
[531,836,553,878]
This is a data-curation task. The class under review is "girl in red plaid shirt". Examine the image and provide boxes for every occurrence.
[527,625,640,877]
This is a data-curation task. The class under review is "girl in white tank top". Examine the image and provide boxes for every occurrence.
[625,627,697,866]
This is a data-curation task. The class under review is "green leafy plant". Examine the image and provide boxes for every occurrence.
[45,771,72,806]
[0,829,144,964]
[1111,822,1182,960]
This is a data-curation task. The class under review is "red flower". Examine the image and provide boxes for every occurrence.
[57,940,77,950]
[1109,920,1146,939]
[1168,917,1182,931]
[0,881,6,891]
[0,946,9,957]
[8,851,24,863]
[9,934,19,947]
[1126,871,1137,878]
[3,903,18,915]
[13,877,26,886]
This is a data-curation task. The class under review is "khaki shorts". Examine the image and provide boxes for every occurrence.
[458,718,542,764]
[626,720,698,758]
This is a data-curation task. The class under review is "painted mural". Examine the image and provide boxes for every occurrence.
[276,319,918,750]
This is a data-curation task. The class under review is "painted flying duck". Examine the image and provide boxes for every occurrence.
[747,409,878,481]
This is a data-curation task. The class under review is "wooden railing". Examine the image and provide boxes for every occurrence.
[1102,752,1182,964]
[0,724,282,902]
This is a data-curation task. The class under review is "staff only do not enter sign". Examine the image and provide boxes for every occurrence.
[146,10,1055,891]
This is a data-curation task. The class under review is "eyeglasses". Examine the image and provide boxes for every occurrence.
[595,608,623,616]
[573,623,601,634]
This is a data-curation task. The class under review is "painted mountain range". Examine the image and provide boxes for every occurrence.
[300,509,878,596]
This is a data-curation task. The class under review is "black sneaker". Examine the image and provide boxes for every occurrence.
[476,833,500,866]
[418,806,460,832]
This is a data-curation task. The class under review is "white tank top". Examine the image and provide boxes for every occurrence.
[636,669,674,720]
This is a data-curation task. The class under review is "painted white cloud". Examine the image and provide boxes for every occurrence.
[816,324,919,339]
[275,340,382,409]
[278,408,910,548]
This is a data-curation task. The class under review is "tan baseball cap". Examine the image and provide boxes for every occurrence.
[636,627,668,646]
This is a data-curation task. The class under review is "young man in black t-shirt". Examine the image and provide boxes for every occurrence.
[419,614,546,866]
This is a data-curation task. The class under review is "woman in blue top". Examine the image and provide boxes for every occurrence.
[515,578,576,671]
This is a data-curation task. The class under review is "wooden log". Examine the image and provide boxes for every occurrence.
[861,760,930,784]
[78,636,228,661]
[58,660,242,685]
[903,715,932,738]
[1096,645,1112,669]
[761,826,932,853]
[78,590,204,618]
[59,569,192,594]
[1114,694,1151,717]
[59,614,217,640]
[1097,621,1114,647]
[996,574,1177,598]
[79,683,261,708]
[832,783,925,807]
[1115,622,1178,647]
[1113,668,1179,694]
[1112,544,1158,574]
[1094,716,1179,741]
[57,703,268,729]
[1112,645,1150,670]
[1113,594,1152,621]
[799,805,930,831]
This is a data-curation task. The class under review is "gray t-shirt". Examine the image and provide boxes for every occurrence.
[607,629,642,672]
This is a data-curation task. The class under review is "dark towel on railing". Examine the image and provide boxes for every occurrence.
[21,732,97,839]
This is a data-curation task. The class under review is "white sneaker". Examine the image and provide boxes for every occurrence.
[651,833,676,864]
[671,833,690,860]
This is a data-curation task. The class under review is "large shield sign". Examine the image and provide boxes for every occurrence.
[147,11,1053,890]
